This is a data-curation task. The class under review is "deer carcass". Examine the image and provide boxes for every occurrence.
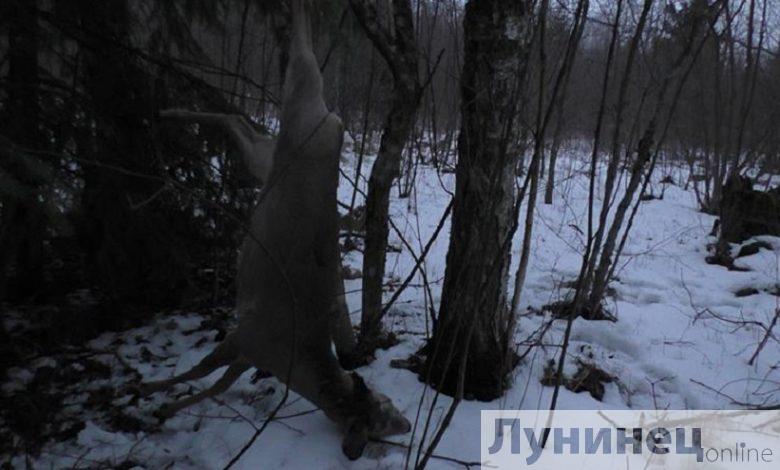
[143,0,409,459]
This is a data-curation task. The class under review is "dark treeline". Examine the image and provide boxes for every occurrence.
[1,0,777,370]
[0,0,776,349]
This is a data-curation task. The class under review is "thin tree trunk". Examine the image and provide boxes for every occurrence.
[609,14,724,290]
[359,88,420,341]
[582,0,652,292]
[709,36,724,211]
[348,0,423,349]
[732,0,765,176]
[510,0,589,329]
[569,0,623,309]
[587,123,656,310]
[348,49,376,215]
[544,88,568,204]
[588,1,724,311]
[542,2,623,446]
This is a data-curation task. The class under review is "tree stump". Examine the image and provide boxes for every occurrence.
[720,175,780,243]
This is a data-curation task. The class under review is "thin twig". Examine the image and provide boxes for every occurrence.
[371,438,485,469]
[381,198,453,316]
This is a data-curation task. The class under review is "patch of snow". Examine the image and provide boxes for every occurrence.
[21,148,780,468]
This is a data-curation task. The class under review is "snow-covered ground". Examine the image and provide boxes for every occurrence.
[7,145,780,468]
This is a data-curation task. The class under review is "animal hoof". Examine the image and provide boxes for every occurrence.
[338,352,368,371]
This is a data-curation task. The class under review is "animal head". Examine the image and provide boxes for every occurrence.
[341,372,411,460]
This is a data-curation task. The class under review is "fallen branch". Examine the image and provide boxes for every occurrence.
[690,379,780,410]
[749,308,780,366]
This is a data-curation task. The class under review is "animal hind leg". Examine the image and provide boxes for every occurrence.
[141,332,240,396]
[156,359,252,419]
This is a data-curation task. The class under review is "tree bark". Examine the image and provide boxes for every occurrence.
[359,88,420,341]
[348,0,422,349]
[423,0,533,401]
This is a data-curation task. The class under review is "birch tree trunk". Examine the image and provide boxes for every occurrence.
[424,0,533,401]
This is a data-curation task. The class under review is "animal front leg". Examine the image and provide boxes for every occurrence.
[159,109,274,183]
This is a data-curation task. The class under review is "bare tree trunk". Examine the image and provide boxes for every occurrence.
[544,92,567,204]
[582,0,652,292]
[569,0,623,310]
[360,89,420,342]
[708,38,724,212]
[731,0,765,177]
[711,2,738,202]
[588,1,724,311]
[348,0,422,350]
[609,8,725,292]
[587,124,656,310]
[423,0,533,401]
[347,49,376,214]
[511,0,552,322]
[541,3,623,444]
[511,0,589,329]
